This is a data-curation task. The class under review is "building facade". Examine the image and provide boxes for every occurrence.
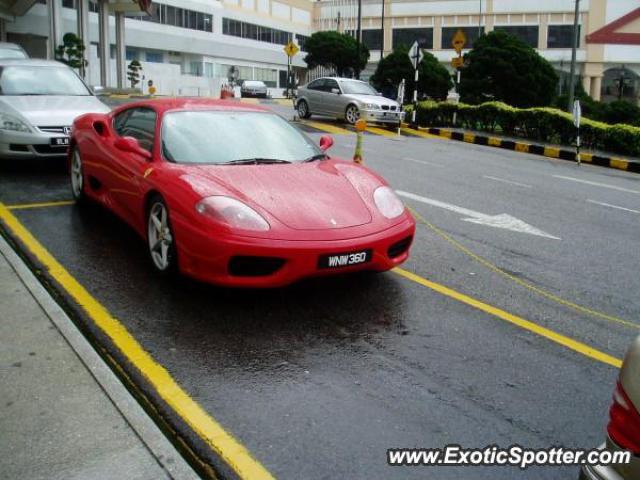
[2,0,313,96]
[315,0,640,102]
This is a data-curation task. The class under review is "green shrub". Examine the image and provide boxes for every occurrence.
[407,101,640,157]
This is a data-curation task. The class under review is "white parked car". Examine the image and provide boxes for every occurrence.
[240,80,268,98]
[0,59,110,160]
[295,77,405,125]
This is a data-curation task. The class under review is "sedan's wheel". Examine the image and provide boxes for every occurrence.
[70,148,86,202]
[147,197,177,274]
[297,99,311,119]
[345,104,360,125]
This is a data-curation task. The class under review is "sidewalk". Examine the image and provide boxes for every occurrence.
[0,236,199,480]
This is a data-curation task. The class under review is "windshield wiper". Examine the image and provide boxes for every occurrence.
[225,158,292,165]
[303,153,328,162]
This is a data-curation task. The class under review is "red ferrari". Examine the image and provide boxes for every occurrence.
[69,99,415,287]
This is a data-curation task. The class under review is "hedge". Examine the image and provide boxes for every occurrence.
[405,101,640,158]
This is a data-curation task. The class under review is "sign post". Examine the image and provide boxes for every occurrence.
[397,78,405,136]
[408,41,423,127]
[573,99,582,166]
[450,29,466,125]
[283,40,299,99]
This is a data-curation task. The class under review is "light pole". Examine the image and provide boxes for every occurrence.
[380,0,385,61]
[356,0,362,79]
[478,0,482,37]
[567,0,580,112]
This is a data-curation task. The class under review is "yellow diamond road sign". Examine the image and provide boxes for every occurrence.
[284,41,299,57]
[452,29,467,54]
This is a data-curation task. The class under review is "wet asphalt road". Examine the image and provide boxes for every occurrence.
[1,99,639,480]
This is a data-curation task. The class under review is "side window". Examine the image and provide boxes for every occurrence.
[307,79,325,91]
[113,110,131,136]
[325,79,339,93]
[118,108,157,152]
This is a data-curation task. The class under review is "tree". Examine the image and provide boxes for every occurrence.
[127,60,142,89]
[55,32,87,71]
[303,31,369,77]
[370,46,452,102]
[459,30,558,107]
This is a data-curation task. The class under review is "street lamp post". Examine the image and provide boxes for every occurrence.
[356,0,362,79]
[567,0,580,112]
[380,0,385,61]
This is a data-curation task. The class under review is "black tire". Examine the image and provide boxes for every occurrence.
[297,99,311,119]
[146,195,178,275]
[70,146,87,204]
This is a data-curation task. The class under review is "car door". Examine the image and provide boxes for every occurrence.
[109,107,157,227]
[323,78,344,118]
[304,78,325,113]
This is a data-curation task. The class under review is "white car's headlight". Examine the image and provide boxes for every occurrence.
[195,196,270,231]
[374,186,405,219]
[0,112,32,132]
[364,103,380,110]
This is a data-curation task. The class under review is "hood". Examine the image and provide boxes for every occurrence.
[0,95,111,127]
[182,161,373,230]
[343,94,399,108]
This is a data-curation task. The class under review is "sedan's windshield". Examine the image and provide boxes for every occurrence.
[339,80,378,96]
[0,66,91,95]
[162,111,321,165]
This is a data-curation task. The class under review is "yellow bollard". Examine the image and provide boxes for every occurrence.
[353,119,367,164]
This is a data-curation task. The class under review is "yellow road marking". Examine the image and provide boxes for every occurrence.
[406,206,638,331]
[6,200,75,210]
[239,98,261,104]
[400,127,441,140]
[0,203,275,480]
[300,120,353,135]
[392,267,622,368]
[274,98,293,107]
[365,125,399,138]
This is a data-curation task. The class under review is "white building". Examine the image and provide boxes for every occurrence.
[2,0,314,96]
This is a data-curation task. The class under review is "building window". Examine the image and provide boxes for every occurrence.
[136,3,212,32]
[222,18,293,46]
[441,27,484,50]
[126,49,139,61]
[297,35,310,51]
[145,51,163,63]
[361,29,383,50]
[494,25,539,48]
[547,25,580,48]
[392,28,433,50]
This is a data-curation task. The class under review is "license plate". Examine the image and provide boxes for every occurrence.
[50,137,69,146]
[318,249,372,269]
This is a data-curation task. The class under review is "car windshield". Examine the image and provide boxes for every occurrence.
[339,80,378,95]
[0,48,27,59]
[0,66,91,95]
[162,111,322,164]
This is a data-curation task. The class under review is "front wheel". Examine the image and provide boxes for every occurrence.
[345,104,360,125]
[297,99,311,119]
[147,196,177,275]
[70,147,86,203]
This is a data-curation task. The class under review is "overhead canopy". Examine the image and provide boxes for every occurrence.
[0,0,39,19]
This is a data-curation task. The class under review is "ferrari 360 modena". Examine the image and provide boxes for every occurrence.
[69,98,415,287]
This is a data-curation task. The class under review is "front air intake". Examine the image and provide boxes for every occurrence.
[228,256,286,277]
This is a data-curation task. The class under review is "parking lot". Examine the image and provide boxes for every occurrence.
[1,99,639,480]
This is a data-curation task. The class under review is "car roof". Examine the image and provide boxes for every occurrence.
[314,77,365,82]
[0,42,25,49]
[111,98,271,115]
[0,58,67,67]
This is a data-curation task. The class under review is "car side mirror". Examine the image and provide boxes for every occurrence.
[375,92,383,96]
[92,85,106,95]
[331,88,340,95]
[114,136,152,160]
[319,135,334,152]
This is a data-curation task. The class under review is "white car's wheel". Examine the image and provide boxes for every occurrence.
[345,104,360,125]
[70,148,86,202]
[297,99,311,119]
[147,197,177,274]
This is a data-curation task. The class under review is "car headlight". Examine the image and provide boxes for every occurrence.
[195,196,270,231]
[374,186,405,219]
[364,103,380,110]
[0,112,32,132]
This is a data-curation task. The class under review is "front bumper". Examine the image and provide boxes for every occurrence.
[360,109,405,124]
[0,129,68,159]
[173,216,415,288]
[241,90,268,98]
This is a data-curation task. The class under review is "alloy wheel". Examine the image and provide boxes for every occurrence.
[147,201,174,271]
